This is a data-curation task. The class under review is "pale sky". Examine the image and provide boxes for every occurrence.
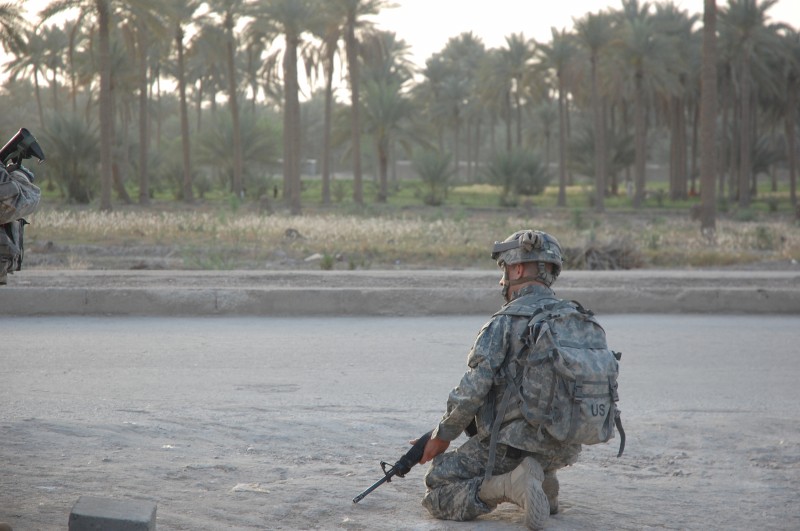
[371,0,800,67]
[17,0,800,70]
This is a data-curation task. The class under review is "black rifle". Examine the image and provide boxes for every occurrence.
[0,128,45,169]
[352,431,432,504]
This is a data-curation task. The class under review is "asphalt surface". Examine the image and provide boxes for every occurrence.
[1,269,798,315]
[3,314,799,530]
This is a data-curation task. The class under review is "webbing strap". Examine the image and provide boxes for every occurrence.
[483,381,515,482]
[615,410,626,457]
[566,377,583,442]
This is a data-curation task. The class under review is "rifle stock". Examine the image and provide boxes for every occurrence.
[352,430,432,504]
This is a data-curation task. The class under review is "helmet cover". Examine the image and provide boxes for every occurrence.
[491,229,563,286]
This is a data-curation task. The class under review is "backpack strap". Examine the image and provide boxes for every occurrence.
[615,409,626,457]
[484,379,516,482]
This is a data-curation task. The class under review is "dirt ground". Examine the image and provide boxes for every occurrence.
[1,314,799,530]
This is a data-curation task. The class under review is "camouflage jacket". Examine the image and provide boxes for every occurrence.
[0,166,40,225]
[432,284,582,457]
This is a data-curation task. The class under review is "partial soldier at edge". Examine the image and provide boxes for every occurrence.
[0,128,45,286]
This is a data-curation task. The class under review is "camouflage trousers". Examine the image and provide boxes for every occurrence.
[421,435,579,521]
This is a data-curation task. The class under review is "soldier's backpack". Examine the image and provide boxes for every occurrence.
[485,299,624,478]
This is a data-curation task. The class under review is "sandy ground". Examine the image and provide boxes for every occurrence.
[1,314,799,530]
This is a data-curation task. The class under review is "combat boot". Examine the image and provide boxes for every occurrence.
[542,471,559,514]
[478,457,549,530]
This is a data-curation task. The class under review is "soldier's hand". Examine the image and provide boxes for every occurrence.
[417,436,450,464]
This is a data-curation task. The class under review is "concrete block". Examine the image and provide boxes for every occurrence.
[68,496,156,531]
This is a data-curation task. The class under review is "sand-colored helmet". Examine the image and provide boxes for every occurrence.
[491,229,563,287]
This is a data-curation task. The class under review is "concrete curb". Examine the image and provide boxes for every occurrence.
[1,269,798,316]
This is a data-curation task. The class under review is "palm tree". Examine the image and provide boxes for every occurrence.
[306,1,346,205]
[575,11,614,212]
[96,0,114,209]
[359,31,415,202]
[126,4,171,205]
[417,33,483,185]
[38,0,114,210]
[783,29,800,208]
[205,0,247,199]
[340,0,385,205]
[611,0,681,208]
[186,24,227,126]
[538,27,577,208]
[40,24,68,114]
[167,0,200,203]
[720,0,785,208]
[652,4,697,202]
[700,0,718,235]
[0,2,25,53]
[474,49,511,154]
[41,0,165,211]
[416,56,450,152]
[499,33,536,149]
[4,29,47,127]
[436,32,485,183]
[62,16,89,114]
[249,0,314,215]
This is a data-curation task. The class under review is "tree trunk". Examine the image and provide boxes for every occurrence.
[633,71,647,208]
[671,95,688,200]
[738,52,752,208]
[690,101,699,195]
[453,115,460,184]
[377,140,388,202]
[786,78,798,208]
[33,71,44,129]
[591,52,605,211]
[225,11,244,199]
[284,33,302,215]
[505,90,512,152]
[515,88,522,148]
[138,22,151,205]
[97,0,113,211]
[699,0,717,234]
[321,44,335,205]
[110,70,131,205]
[177,24,193,203]
[557,79,567,208]
[345,13,363,205]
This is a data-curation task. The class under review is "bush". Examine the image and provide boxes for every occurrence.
[483,149,551,203]
[412,150,453,206]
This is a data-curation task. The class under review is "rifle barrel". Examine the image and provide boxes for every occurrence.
[352,471,394,504]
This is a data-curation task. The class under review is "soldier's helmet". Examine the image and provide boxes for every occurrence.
[491,229,563,284]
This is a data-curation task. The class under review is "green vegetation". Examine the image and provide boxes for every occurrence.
[2,1,799,272]
[25,181,799,271]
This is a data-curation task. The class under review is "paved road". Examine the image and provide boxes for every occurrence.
[1,315,798,530]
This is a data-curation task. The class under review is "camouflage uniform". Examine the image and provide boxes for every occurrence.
[422,284,581,521]
[0,165,40,284]
[0,165,39,224]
